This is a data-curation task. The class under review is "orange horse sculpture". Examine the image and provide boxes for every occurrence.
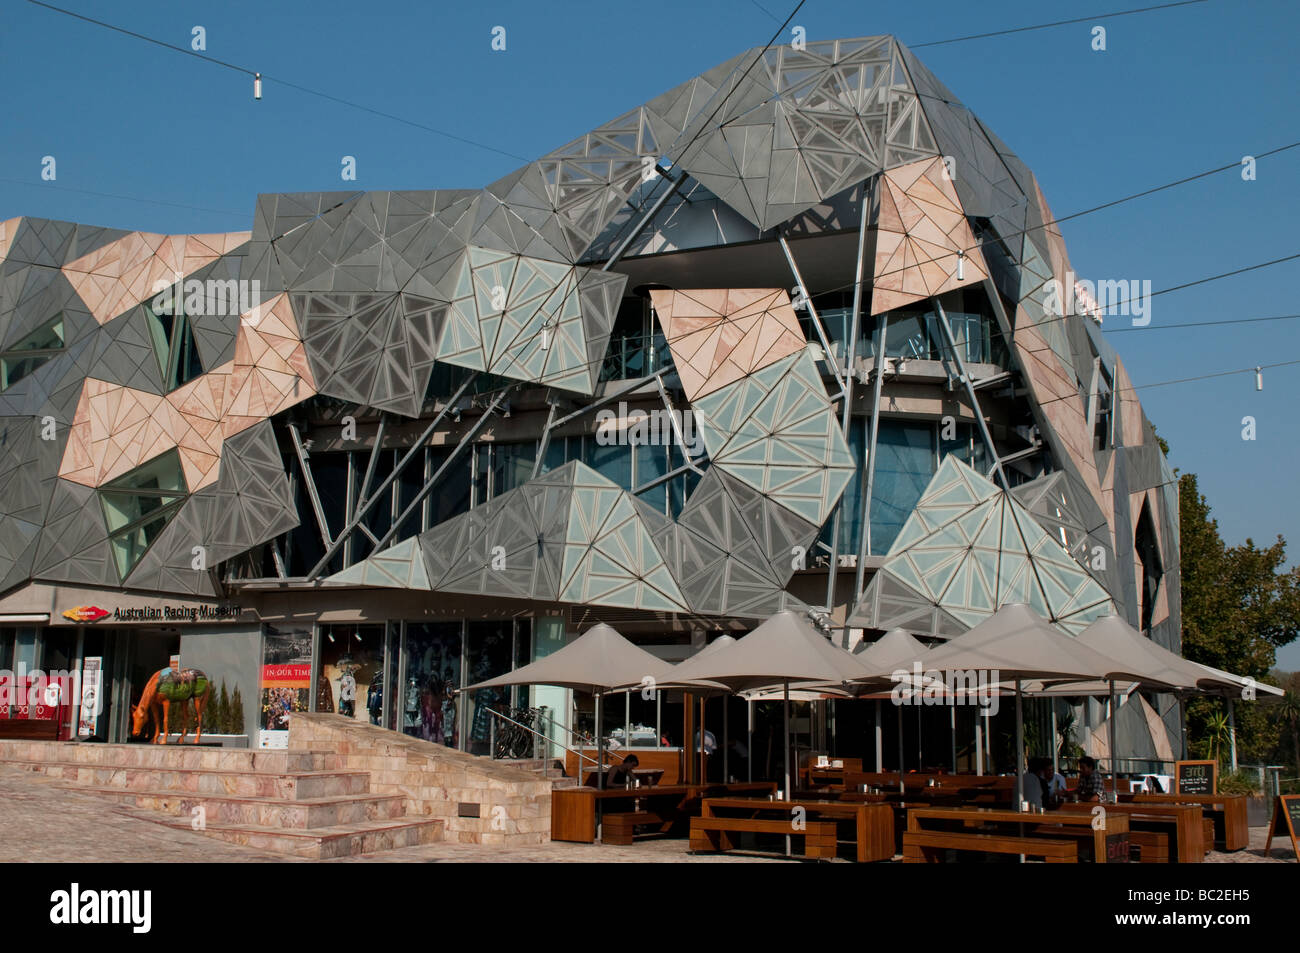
[131,667,212,744]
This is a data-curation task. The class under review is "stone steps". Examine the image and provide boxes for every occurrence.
[142,813,444,860]
[0,739,441,859]
[499,757,580,789]
[3,757,370,799]
[72,786,409,829]
[0,741,340,773]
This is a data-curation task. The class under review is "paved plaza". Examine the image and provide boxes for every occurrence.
[0,764,1290,864]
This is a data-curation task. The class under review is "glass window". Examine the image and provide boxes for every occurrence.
[428,445,472,526]
[870,422,935,553]
[98,449,189,579]
[585,437,632,491]
[1,313,66,391]
[633,440,670,513]
[465,620,514,755]
[314,624,386,726]
[401,622,462,746]
[493,442,537,497]
[143,305,205,392]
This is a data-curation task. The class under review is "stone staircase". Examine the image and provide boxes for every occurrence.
[0,740,442,859]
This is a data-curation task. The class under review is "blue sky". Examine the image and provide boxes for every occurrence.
[3,0,1298,666]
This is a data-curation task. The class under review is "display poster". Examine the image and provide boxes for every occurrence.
[77,657,102,738]
[258,629,312,749]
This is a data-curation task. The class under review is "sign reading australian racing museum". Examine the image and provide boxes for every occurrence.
[62,603,249,624]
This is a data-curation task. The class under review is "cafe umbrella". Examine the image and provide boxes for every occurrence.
[905,604,1138,811]
[464,622,677,790]
[851,628,932,776]
[659,610,873,804]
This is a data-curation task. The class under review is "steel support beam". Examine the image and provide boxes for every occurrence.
[531,399,560,480]
[823,201,870,614]
[602,168,684,272]
[778,235,845,397]
[934,299,1008,491]
[357,412,388,503]
[288,423,334,550]
[853,315,889,602]
[304,374,475,580]
[655,375,704,475]
[373,390,508,551]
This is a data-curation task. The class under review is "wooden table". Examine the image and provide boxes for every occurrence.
[693,796,894,862]
[1059,801,1205,862]
[551,782,775,844]
[1129,794,1248,851]
[905,806,1130,863]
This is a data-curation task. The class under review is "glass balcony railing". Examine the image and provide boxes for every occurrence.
[599,332,673,382]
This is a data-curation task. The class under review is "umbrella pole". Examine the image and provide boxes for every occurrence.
[1014,679,1024,810]
[747,697,753,783]
[874,699,883,772]
[723,697,730,782]
[950,706,957,774]
[1108,678,1119,797]
[896,701,904,776]
[1051,703,1059,776]
[783,680,791,857]
[975,712,984,775]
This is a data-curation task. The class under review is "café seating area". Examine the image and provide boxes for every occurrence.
[548,765,1249,862]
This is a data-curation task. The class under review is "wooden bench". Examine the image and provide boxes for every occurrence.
[903,829,1078,863]
[603,811,668,845]
[690,816,839,859]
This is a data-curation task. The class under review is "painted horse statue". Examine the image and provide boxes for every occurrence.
[131,667,212,744]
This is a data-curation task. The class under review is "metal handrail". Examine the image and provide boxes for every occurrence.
[487,708,604,780]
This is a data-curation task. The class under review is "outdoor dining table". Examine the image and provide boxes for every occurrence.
[692,796,895,862]
[1058,801,1205,862]
[905,805,1131,863]
[1127,793,1248,851]
[550,781,776,844]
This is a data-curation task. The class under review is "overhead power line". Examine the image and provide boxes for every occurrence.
[22,0,530,161]
[912,0,1210,48]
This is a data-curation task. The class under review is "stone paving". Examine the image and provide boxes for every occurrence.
[1,764,1291,864]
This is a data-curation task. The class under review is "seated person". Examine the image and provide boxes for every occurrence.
[605,754,640,787]
[1021,757,1053,809]
[1074,756,1105,802]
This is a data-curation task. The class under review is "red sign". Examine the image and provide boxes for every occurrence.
[261,663,310,688]
[62,606,109,623]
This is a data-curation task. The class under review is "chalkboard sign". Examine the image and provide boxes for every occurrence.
[1265,795,1300,861]
[1174,760,1216,796]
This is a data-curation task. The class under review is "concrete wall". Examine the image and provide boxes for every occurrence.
[178,624,262,739]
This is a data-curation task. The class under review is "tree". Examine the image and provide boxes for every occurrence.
[216,682,231,735]
[228,686,245,736]
[1179,472,1300,763]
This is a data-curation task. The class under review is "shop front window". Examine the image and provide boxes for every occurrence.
[464,620,513,755]
[401,622,461,746]
[315,624,385,725]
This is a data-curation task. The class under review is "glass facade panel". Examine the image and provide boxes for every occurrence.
[870,421,936,554]
[428,446,472,525]
[0,313,65,391]
[585,437,633,491]
[493,442,537,497]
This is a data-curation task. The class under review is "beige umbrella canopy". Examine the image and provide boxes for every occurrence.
[466,622,673,694]
[661,610,872,803]
[465,623,675,792]
[665,610,873,693]
[915,604,1132,808]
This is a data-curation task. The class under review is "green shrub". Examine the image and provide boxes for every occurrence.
[1218,769,1262,796]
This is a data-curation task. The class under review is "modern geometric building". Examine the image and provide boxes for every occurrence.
[0,35,1180,763]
